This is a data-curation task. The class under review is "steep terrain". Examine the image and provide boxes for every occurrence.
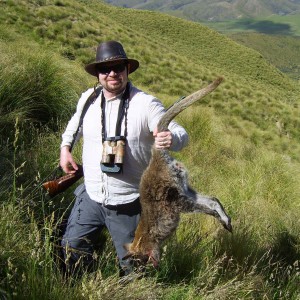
[0,1,300,298]
[229,32,300,80]
[104,0,300,79]
[1,0,300,160]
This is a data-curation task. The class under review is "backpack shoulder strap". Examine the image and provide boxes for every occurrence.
[69,86,103,152]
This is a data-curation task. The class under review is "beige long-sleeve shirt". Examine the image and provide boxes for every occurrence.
[61,83,188,205]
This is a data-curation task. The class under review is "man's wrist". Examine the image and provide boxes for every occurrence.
[60,145,71,154]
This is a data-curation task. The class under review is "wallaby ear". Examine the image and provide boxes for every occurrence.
[149,249,160,269]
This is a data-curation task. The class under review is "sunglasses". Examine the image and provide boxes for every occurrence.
[98,64,126,75]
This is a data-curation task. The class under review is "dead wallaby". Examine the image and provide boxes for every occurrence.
[124,77,232,267]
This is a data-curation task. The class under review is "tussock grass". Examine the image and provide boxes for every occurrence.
[0,36,89,190]
[0,40,87,133]
[2,98,298,299]
[2,0,300,162]
[0,191,81,299]
[0,0,299,298]
[229,32,300,80]
[0,43,78,141]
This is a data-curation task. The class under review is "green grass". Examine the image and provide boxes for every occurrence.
[201,14,300,80]
[2,0,300,162]
[0,0,300,299]
[228,32,300,80]
[104,1,300,81]
[2,102,300,299]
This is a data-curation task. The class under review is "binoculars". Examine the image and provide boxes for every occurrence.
[101,137,126,173]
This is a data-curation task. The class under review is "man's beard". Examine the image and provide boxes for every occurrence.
[104,79,126,95]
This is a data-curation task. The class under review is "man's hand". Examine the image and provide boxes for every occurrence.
[153,127,172,150]
[60,146,78,173]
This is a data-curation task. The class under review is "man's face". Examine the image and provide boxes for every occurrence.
[97,61,128,96]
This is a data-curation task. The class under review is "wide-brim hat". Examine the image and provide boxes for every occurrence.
[85,41,139,77]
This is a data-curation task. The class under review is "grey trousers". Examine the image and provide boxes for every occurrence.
[61,184,141,276]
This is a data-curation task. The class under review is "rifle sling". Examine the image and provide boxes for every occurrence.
[69,86,103,152]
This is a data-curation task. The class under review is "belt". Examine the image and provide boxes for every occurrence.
[104,198,141,212]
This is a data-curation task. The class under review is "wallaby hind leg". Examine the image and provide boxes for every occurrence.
[182,187,232,232]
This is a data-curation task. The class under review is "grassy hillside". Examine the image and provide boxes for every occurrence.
[2,0,300,160]
[101,5,300,160]
[104,0,300,80]
[202,14,300,80]
[228,32,300,80]
[0,0,300,299]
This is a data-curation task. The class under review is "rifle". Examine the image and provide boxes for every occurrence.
[42,165,83,197]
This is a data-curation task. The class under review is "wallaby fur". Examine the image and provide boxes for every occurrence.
[124,77,232,267]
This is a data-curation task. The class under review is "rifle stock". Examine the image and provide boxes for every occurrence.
[42,165,83,197]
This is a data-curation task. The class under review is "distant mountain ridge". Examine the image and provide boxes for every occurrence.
[105,0,300,21]
[104,0,300,80]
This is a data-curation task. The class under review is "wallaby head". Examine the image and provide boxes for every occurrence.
[123,242,160,268]
[123,77,232,268]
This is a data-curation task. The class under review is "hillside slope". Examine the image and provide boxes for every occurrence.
[105,0,300,81]
[1,0,300,161]
[1,1,300,298]
[229,32,300,80]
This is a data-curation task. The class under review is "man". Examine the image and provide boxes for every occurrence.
[60,41,188,276]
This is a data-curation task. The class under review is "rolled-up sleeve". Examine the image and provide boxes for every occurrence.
[147,98,189,152]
